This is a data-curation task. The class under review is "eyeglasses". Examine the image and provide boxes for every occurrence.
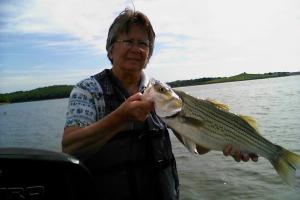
[115,39,150,50]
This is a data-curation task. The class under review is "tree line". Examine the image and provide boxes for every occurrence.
[0,85,73,103]
[168,72,293,87]
[0,72,298,104]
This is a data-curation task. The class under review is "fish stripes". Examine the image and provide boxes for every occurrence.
[143,78,300,186]
[178,91,277,156]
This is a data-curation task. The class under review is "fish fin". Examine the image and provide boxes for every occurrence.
[172,129,199,155]
[205,99,230,112]
[181,136,199,155]
[271,147,300,186]
[239,115,260,134]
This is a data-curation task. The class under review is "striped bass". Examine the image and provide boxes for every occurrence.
[142,78,300,186]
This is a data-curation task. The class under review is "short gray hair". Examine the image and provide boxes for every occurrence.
[106,8,155,64]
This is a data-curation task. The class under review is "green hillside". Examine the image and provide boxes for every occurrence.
[0,85,73,103]
[168,72,292,87]
[0,71,298,104]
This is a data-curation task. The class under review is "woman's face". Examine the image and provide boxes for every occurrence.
[109,24,150,73]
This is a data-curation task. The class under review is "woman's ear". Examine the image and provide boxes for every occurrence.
[108,47,113,60]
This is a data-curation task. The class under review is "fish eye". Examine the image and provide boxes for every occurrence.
[159,87,166,93]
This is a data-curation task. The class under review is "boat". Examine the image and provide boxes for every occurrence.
[0,147,100,200]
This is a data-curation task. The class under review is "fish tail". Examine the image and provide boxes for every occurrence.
[271,146,300,186]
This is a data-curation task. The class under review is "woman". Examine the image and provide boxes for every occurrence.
[62,8,257,200]
[62,8,180,200]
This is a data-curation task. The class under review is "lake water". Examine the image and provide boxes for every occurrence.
[1,75,300,199]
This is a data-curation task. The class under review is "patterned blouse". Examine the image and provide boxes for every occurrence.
[64,70,148,128]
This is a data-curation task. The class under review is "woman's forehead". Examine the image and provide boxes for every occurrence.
[119,24,148,38]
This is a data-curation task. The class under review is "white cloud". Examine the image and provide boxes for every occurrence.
[1,0,300,91]
[1,0,129,53]
[138,0,299,81]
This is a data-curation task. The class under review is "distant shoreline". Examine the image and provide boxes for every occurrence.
[1,72,299,104]
[167,71,300,88]
[0,85,73,104]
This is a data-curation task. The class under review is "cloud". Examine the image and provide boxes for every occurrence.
[1,0,129,54]
[1,0,300,92]
[3,0,300,60]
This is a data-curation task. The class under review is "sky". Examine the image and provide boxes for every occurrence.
[0,0,299,93]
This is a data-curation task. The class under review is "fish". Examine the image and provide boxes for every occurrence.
[142,78,300,186]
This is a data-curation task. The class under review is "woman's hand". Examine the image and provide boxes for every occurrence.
[116,92,154,122]
[223,144,258,162]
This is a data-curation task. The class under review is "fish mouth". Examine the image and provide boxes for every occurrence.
[172,91,183,109]
[176,99,183,109]
[162,98,182,118]
[170,94,182,109]
[173,99,183,113]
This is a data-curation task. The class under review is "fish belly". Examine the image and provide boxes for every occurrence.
[163,117,228,151]
[163,116,276,158]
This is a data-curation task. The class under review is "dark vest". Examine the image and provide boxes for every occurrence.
[81,69,179,200]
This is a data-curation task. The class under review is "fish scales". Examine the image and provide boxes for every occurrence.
[185,95,256,135]
[142,78,300,186]
[179,91,278,156]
